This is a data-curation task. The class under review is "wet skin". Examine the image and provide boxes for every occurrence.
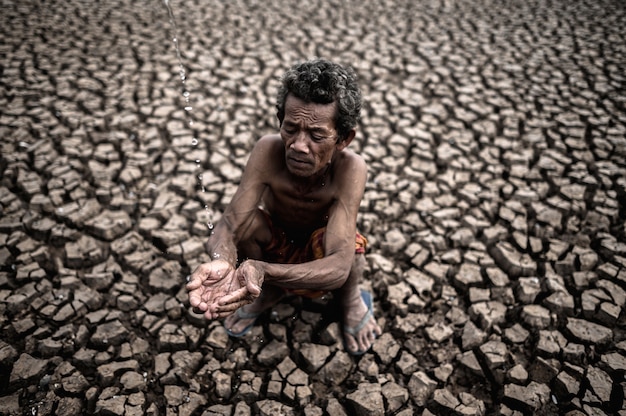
[187,94,382,353]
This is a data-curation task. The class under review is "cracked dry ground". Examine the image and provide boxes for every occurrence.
[1,0,626,415]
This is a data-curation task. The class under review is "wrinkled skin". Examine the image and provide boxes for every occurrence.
[186,259,262,319]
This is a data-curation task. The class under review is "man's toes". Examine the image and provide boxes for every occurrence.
[353,335,366,352]
[345,336,359,353]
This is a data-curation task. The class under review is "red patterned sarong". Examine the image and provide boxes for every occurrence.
[258,209,367,298]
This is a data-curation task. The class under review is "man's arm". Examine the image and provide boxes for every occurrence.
[234,151,367,292]
[206,136,277,264]
[187,136,276,318]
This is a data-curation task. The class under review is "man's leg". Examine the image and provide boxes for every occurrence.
[336,254,382,354]
[223,284,285,334]
[224,209,284,334]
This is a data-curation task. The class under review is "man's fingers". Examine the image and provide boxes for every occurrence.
[246,280,262,297]
[188,291,202,308]
[186,260,246,320]
[189,295,208,311]
[191,304,209,315]
[216,299,250,316]
[217,299,247,313]
[214,309,236,319]
[185,280,200,291]
[200,309,219,320]
[217,287,249,305]
[185,273,203,290]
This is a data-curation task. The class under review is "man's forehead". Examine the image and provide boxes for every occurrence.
[284,95,336,122]
[285,94,336,110]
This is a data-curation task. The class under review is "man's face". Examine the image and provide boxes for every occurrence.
[280,94,342,178]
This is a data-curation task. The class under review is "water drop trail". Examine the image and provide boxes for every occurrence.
[163,0,214,232]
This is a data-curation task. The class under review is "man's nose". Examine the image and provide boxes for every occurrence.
[290,132,309,153]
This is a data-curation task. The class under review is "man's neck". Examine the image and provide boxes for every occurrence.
[291,163,331,194]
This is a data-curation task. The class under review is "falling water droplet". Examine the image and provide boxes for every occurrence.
[164,0,214,231]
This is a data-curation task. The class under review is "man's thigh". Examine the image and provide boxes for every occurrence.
[238,208,272,252]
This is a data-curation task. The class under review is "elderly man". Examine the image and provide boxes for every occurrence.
[186,58,381,355]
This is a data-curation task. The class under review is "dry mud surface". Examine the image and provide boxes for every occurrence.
[1,0,626,415]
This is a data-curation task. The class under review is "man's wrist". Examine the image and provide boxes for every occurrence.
[248,259,266,287]
[206,247,235,265]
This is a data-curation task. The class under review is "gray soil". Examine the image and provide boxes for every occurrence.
[1,0,625,415]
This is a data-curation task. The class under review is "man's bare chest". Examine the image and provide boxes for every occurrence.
[263,182,335,229]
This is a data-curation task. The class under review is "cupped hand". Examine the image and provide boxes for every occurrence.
[213,259,265,317]
[186,259,241,319]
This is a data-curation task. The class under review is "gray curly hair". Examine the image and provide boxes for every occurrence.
[276,58,362,142]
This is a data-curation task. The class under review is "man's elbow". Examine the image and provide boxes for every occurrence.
[325,264,352,290]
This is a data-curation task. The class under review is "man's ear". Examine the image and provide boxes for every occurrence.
[336,129,356,150]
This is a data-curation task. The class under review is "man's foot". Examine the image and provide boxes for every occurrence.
[224,307,262,337]
[223,285,284,337]
[343,289,382,355]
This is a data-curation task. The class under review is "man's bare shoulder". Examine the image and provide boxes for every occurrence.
[334,148,367,176]
[326,148,367,203]
[247,134,285,171]
[254,134,283,151]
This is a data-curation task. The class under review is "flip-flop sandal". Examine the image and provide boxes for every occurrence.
[343,289,377,356]
[225,307,262,338]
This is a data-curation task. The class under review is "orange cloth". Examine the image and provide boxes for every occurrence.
[258,209,367,298]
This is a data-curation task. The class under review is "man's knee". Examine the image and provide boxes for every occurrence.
[353,253,365,269]
[348,254,366,280]
[238,209,271,258]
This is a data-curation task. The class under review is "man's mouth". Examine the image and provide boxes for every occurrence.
[287,156,310,166]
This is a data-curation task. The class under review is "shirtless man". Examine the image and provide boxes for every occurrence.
[186,58,382,355]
